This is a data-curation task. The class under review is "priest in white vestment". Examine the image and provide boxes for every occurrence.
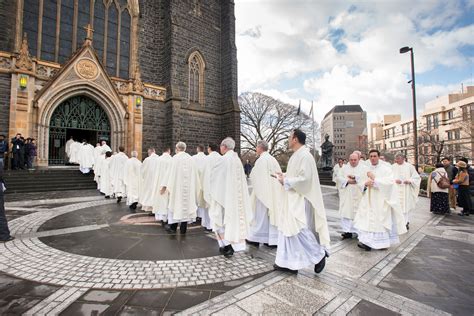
[247,140,282,247]
[192,145,209,229]
[392,153,420,230]
[201,144,221,230]
[109,146,129,203]
[354,149,407,251]
[93,143,102,170]
[94,153,106,190]
[65,136,75,163]
[160,142,200,234]
[152,148,173,223]
[336,153,368,239]
[209,137,251,258]
[69,141,81,164]
[100,140,112,155]
[99,151,113,198]
[275,129,330,274]
[139,148,160,212]
[123,151,142,210]
[78,140,95,174]
[332,158,345,183]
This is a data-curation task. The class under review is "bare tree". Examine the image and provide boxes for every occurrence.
[418,130,445,164]
[239,92,317,157]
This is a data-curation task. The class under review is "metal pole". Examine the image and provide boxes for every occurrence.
[410,49,419,172]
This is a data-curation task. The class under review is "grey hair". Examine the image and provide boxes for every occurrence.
[131,151,138,158]
[221,137,235,150]
[176,141,187,151]
[257,140,269,151]
[395,152,405,159]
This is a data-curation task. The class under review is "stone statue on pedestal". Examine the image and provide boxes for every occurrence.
[320,134,334,170]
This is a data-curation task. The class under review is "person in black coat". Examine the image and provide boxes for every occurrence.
[11,133,25,170]
[0,163,14,242]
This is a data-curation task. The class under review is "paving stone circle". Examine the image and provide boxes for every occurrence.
[0,199,272,289]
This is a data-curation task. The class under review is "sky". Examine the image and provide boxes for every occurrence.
[234,0,474,125]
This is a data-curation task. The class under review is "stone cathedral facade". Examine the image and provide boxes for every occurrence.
[0,0,239,166]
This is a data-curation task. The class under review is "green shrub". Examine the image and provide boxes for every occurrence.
[423,165,435,173]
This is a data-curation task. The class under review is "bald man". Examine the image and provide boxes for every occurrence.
[336,153,368,239]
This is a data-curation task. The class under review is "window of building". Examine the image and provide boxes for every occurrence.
[433,114,439,129]
[426,116,432,131]
[454,129,461,139]
[188,51,205,104]
[447,110,454,120]
[22,0,135,79]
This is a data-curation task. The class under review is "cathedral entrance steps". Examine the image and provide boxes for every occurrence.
[3,169,96,194]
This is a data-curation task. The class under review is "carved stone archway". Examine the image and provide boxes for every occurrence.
[34,43,129,166]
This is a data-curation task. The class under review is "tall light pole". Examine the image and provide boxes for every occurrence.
[400,46,418,171]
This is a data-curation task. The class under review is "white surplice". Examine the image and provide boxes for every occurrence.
[275,146,330,270]
[152,153,173,220]
[209,150,251,251]
[354,162,407,249]
[65,139,75,159]
[78,143,95,173]
[336,162,368,233]
[163,152,200,224]
[201,151,222,230]
[109,152,129,197]
[139,153,159,211]
[94,155,105,189]
[392,162,420,224]
[248,151,282,245]
[123,157,142,205]
[93,145,102,170]
[99,158,112,196]
[193,152,209,227]
[69,142,81,164]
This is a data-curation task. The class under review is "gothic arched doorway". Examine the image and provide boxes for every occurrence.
[48,96,111,165]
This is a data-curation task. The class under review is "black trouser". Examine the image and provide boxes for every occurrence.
[458,186,473,213]
[169,222,188,233]
[0,189,11,240]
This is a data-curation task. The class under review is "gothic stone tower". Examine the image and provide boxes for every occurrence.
[0,0,239,165]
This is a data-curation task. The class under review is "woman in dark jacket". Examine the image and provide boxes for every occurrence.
[26,138,37,170]
[454,161,472,216]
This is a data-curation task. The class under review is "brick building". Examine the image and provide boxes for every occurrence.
[320,105,367,161]
[0,0,239,166]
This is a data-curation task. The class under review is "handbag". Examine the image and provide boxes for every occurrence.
[435,172,451,189]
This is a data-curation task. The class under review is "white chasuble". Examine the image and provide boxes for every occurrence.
[392,162,421,218]
[192,152,208,208]
[164,152,200,221]
[249,151,282,228]
[78,143,95,170]
[279,146,330,248]
[209,150,251,244]
[336,163,368,220]
[99,158,112,196]
[152,153,173,216]
[139,153,160,208]
[109,152,129,195]
[123,157,142,205]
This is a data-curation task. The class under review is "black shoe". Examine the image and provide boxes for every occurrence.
[180,222,188,235]
[273,264,298,274]
[357,242,372,251]
[341,232,353,239]
[314,252,329,274]
[219,247,225,254]
[222,245,234,258]
[264,243,277,249]
[129,202,138,210]
[458,211,470,216]
[406,222,410,230]
[148,212,155,216]
[0,236,15,243]
[117,196,122,204]
[165,224,177,233]
[105,196,110,199]
[245,239,260,247]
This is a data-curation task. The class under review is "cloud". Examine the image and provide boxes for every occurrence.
[235,0,474,125]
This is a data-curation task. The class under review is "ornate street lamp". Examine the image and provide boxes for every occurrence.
[19,75,28,89]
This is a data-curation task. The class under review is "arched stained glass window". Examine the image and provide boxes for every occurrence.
[188,51,205,105]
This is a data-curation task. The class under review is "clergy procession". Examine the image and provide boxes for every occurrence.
[64,128,422,275]
[334,150,421,252]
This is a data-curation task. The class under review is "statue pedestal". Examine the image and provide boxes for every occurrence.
[318,168,335,186]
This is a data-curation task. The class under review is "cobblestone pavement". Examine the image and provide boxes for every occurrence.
[1,187,473,315]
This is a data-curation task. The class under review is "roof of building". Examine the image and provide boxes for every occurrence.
[323,105,363,119]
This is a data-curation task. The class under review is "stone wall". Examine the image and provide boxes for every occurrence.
[141,98,170,157]
[0,0,17,52]
[0,73,11,136]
